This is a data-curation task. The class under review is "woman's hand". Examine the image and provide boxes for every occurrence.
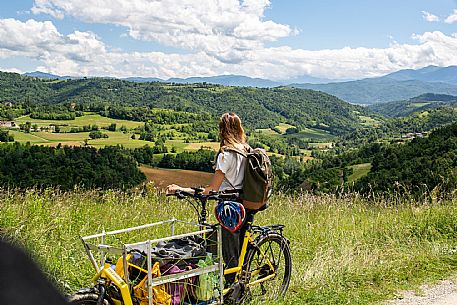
[166,184,183,194]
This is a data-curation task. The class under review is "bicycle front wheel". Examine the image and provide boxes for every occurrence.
[243,233,292,302]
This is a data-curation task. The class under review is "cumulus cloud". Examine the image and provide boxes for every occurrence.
[445,9,457,24]
[0,67,22,74]
[2,19,457,80]
[422,11,440,22]
[31,0,292,63]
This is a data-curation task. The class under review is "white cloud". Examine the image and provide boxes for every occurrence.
[0,67,22,74]
[31,0,64,19]
[445,9,457,24]
[422,11,440,22]
[31,0,292,63]
[2,19,457,80]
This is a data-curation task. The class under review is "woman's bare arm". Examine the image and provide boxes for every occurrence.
[203,169,225,194]
[166,169,225,195]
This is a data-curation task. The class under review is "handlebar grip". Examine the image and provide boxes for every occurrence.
[191,187,205,194]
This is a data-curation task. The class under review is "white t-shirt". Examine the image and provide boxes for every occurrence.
[215,149,246,191]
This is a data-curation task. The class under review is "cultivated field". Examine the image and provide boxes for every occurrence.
[140,166,212,189]
[15,113,144,130]
[347,163,372,183]
[9,129,153,148]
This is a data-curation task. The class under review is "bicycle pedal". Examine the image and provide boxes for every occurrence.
[225,282,244,302]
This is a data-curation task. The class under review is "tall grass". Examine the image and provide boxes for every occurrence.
[1,188,457,304]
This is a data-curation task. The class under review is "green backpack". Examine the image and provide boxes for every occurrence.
[222,144,273,210]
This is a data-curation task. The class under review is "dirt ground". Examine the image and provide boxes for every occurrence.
[140,166,213,189]
[383,275,457,305]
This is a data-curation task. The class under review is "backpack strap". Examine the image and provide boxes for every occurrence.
[221,144,248,157]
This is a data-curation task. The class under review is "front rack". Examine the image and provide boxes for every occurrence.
[80,218,224,305]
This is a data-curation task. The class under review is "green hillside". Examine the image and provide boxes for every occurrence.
[355,123,457,197]
[368,93,457,117]
[0,71,373,135]
[289,123,457,197]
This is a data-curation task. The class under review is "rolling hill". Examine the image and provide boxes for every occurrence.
[0,71,375,135]
[368,93,457,117]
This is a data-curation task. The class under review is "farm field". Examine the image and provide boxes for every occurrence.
[256,125,335,147]
[275,123,296,134]
[185,141,220,151]
[15,113,144,130]
[288,127,334,140]
[4,112,337,163]
[359,115,382,127]
[411,102,431,108]
[140,166,212,189]
[347,163,372,183]
[9,130,153,148]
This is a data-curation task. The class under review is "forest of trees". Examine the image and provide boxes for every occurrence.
[0,143,145,189]
[286,123,457,198]
[0,72,369,133]
[355,123,457,198]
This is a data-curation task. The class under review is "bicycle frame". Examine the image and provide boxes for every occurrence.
[172,190,282,296]
[222,220,277,295]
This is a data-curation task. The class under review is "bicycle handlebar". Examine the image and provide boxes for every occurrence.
[166,189,239,201]
[166,188,241,224]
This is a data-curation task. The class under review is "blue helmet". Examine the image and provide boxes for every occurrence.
[215,201,246,233]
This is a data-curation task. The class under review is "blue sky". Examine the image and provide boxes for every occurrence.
[0,0,456,80]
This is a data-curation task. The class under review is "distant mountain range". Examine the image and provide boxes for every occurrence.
[291,66,457,105]
[23,71,77,80]
[22,72,348,87]
[384,65,457,84]
[21,65,457,105]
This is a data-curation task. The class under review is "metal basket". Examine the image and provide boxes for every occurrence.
[80,218,224,305]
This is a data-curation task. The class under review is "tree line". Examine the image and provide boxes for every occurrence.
[0,143,145,190]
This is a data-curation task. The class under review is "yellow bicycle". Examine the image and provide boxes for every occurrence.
[69,189,291,305]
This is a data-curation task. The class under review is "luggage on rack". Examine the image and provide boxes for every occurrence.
[114,235,219,305]
[115,255,171,305]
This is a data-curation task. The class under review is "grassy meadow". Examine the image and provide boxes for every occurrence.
[15,113,144,130]
[1,189,457,304]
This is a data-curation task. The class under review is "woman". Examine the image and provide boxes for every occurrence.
[166,112,247,196]
[166,112,250,283]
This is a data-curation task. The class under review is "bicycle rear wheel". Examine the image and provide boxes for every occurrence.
[243,233,292,302]
[68,293,110,305]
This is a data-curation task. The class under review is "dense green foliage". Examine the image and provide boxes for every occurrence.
[288,124,457,198]
[339,107,457,147]
[0,72,370,134]
[0,130,14,142]
[158,148,215,172]
[88,130,108,139]
[355,123,457,197]
[369,93,457,117]
[0,143,145,189]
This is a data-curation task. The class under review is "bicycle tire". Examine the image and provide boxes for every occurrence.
[67,292,110,305]
[243,233,292,302]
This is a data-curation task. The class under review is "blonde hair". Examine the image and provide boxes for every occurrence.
[219,112,246,148]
